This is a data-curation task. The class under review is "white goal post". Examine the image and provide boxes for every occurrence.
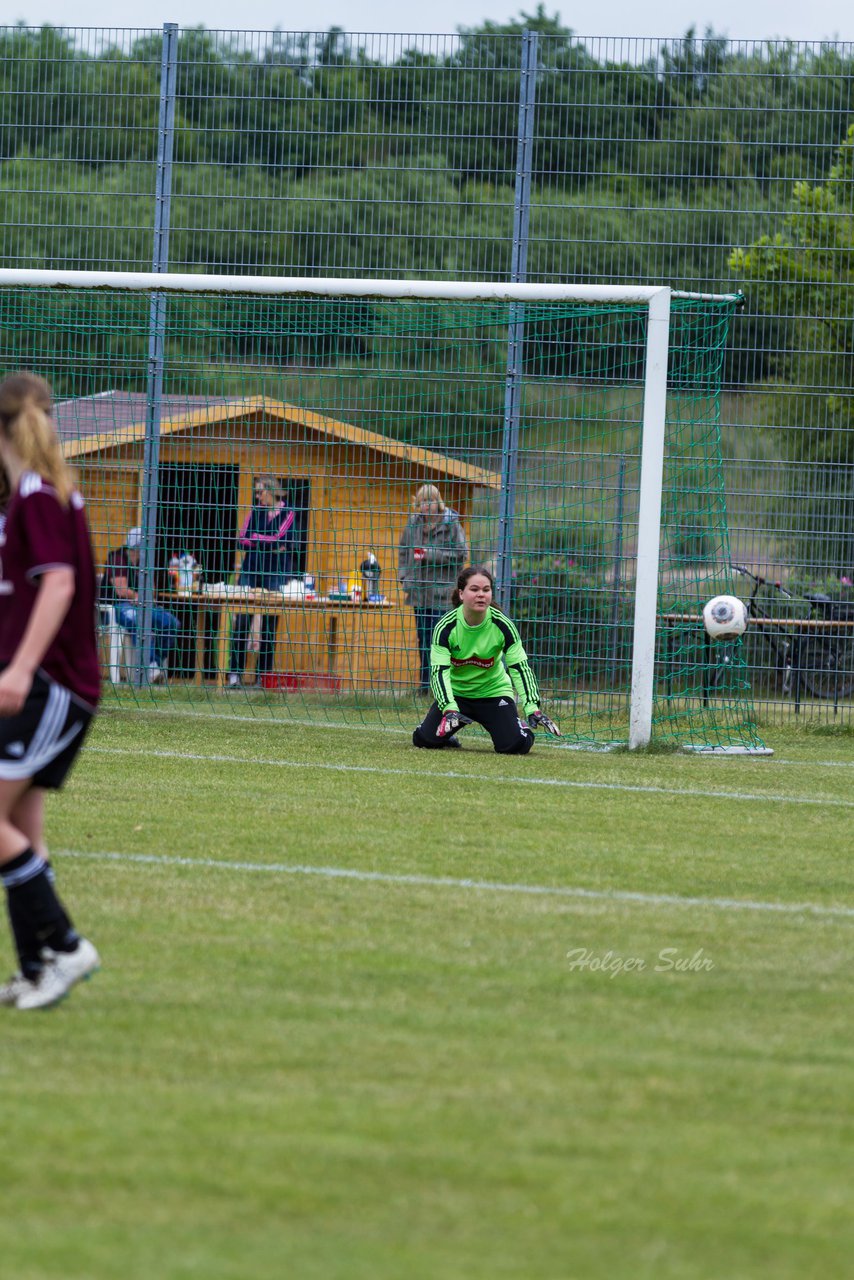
[0,268,741,749]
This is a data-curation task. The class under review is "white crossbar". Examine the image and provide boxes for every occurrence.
[0,268,737,305]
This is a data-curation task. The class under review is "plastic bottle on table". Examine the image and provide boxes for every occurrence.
[177,552,197,593]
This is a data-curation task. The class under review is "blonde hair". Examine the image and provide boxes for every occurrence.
[255,473,283,501]
[0,372,74,507]
[413,483,445,512]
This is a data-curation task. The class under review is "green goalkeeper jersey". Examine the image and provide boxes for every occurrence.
[429,604,540,714]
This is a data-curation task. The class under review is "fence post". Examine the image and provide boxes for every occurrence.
[136,21,178,684]
[496,30,538,612]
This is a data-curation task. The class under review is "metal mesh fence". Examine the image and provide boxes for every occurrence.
[2,23,854,725]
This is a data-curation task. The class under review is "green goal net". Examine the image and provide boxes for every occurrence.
[0,273,765,752]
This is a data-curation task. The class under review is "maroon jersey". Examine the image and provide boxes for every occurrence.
[0,511,7,632]
[0,471,101,706]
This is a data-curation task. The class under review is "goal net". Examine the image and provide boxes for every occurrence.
[0,270,765,752]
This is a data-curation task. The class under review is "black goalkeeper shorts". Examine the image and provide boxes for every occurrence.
[413,695,534,755]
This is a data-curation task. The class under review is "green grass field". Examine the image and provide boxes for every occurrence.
[2,709,852,1279]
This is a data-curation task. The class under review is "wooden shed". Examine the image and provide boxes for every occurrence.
[56,392,500,690]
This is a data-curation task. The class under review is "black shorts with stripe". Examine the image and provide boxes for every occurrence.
[0,668,95,790]
[413,696,534,755]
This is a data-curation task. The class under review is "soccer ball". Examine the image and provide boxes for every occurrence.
[702,594,748,641]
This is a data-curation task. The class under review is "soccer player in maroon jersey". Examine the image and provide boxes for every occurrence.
[0,372,101,1011]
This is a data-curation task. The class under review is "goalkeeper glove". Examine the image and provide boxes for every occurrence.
[527,708,562,736]
[436,710,473,739]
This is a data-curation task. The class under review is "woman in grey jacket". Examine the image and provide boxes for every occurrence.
[398,484,468,690]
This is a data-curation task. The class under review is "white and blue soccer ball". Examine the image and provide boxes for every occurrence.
[703,594,748,641]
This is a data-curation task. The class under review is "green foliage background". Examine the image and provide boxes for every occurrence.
[3,15,854,579]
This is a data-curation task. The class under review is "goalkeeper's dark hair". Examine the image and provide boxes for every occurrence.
[451,564,495,607]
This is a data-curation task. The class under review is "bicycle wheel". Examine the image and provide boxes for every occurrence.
[705,647,730,694]
[706,640,751,695]
[798,636,854,700]
[742,630,790,696]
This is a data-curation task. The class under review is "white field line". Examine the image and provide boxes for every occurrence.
[772,758,854,768]
[104,704,615,746]
[56,848,854,921]
[87,744,854,809]
[101,704,854,768]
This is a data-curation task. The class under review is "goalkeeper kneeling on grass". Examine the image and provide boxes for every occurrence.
[412,565,561,754]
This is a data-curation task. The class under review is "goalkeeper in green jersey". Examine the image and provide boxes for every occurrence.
[412,565,561,754]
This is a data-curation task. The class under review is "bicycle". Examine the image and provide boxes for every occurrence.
[723,565,854,703]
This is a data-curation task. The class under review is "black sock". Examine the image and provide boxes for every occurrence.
[2,848,78,966]
[5,894,43,979]
[44,861,74,935]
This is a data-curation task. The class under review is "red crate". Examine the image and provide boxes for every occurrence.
[260,671,342,692]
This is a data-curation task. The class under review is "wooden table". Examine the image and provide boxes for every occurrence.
[188,590,393,689]
[659,611,854,709]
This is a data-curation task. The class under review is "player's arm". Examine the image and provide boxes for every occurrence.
[500,622,560,732]
[429,652,456,712]
[501,620,541,717]
[504,651,560,732]
[431,611,473,737]
[507,659,539,715]
[428,621,457,713]
[0,568,75,715]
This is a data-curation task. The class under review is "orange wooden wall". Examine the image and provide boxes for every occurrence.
[77,421,480,692]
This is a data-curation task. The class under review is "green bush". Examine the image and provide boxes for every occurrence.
[513,561,611,679]
[511,523,623,680]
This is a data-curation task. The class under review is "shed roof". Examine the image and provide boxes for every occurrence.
[54,392,501,489]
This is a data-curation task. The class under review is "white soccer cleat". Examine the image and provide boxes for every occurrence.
[0,971,31,1007]
[148,662,163,684]
[15,938,101,1011]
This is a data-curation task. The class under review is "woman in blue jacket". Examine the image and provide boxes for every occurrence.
[228,476,295,687]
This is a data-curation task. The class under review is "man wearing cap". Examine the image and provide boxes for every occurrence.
[99,527,179,682]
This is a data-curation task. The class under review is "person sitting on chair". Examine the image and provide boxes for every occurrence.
[99,526,179,683]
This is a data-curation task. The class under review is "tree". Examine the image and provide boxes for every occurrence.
[730,122,854,572]
[730,120,854,444]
